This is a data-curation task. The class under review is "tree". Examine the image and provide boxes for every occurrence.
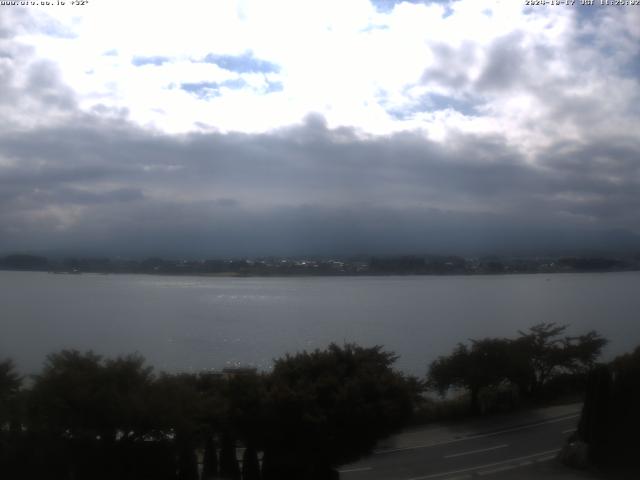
[242,444,261,480]
[100,354,155,442]
[577,365,611,463]
[569,345,640,471]
[27,350,173,480]
[29,351,156,441]
[201,436,218,480]
[147,373,201,480]
[219,432,240,480]
[600,346,640,465]
[514,323,607,396]
[428,339,512,414]
[0,359,22,478]
[0,359,21,427]
[428,325,608,412]
[194,373,226,480]
[220,372,267,451]
[263,344,420,479]
[216,373,265,479]
[29,350,105,438]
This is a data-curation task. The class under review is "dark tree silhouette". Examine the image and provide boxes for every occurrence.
[201,436,218,480]
[26,350,185,479]
[428,325,608,412]
[577,365,611,464]
[148,373,203,479]
[607,346,640,465]
[0,359,23,479]
[7,344,420,479]
[564,345,640,475]
[194,372,226,479]
[428,338,512,414]
[263,343,420,479]
[221,372,267,454]
[0,358,21,425]
[29,350,105,438]
[514,323,607,396]
[177,439,199,480]
[242,444,261,480]
[219,432,240,480]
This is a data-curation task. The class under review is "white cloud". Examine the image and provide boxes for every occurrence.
[1,0,637,154]
[0,2,614,141]
[1,0,640,256]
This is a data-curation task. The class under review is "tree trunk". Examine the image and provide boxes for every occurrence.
[470,385,481,415]
[201,436,218,480]
[241,444,260,480]
[219,433,240,480]
[177,439,199,480]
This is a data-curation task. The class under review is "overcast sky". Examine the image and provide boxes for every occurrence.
[1,0,639,257]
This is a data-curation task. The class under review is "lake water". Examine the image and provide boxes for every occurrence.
[1,271,638,376]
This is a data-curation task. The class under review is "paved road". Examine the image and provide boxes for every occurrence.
[339,410,582,480]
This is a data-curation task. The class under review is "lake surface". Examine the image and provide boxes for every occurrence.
[1,271,639,376]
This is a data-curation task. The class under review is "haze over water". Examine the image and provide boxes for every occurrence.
[2,270,638,376]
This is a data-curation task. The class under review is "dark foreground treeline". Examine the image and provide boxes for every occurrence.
[563,346,640,473]
[0,344,419,480]
[426,323,608,416]
[0,323,636,479]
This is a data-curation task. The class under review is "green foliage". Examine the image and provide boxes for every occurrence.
[428,324,608,413]
[148,373,200,435]
[264,343,420,472]
[29,350,155,441]
[2,344,418,478]
[515,323,607,395]
[29,350,105,437]
[428,338,513,414]
[220,372,267,443]
[24,351,182,479]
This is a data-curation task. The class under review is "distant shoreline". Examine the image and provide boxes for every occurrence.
[2,253,639,278]
[1,267,639,279]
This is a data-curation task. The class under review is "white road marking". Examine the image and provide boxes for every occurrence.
[338,466,373,473]
[536,454,558,462]
[477,464,514,475]
[444,444,508,459]
[375,414,579,455]
[405,449,560,480]
[478,454,557,476]
[562,428,576,434]
[478,465,515,477]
